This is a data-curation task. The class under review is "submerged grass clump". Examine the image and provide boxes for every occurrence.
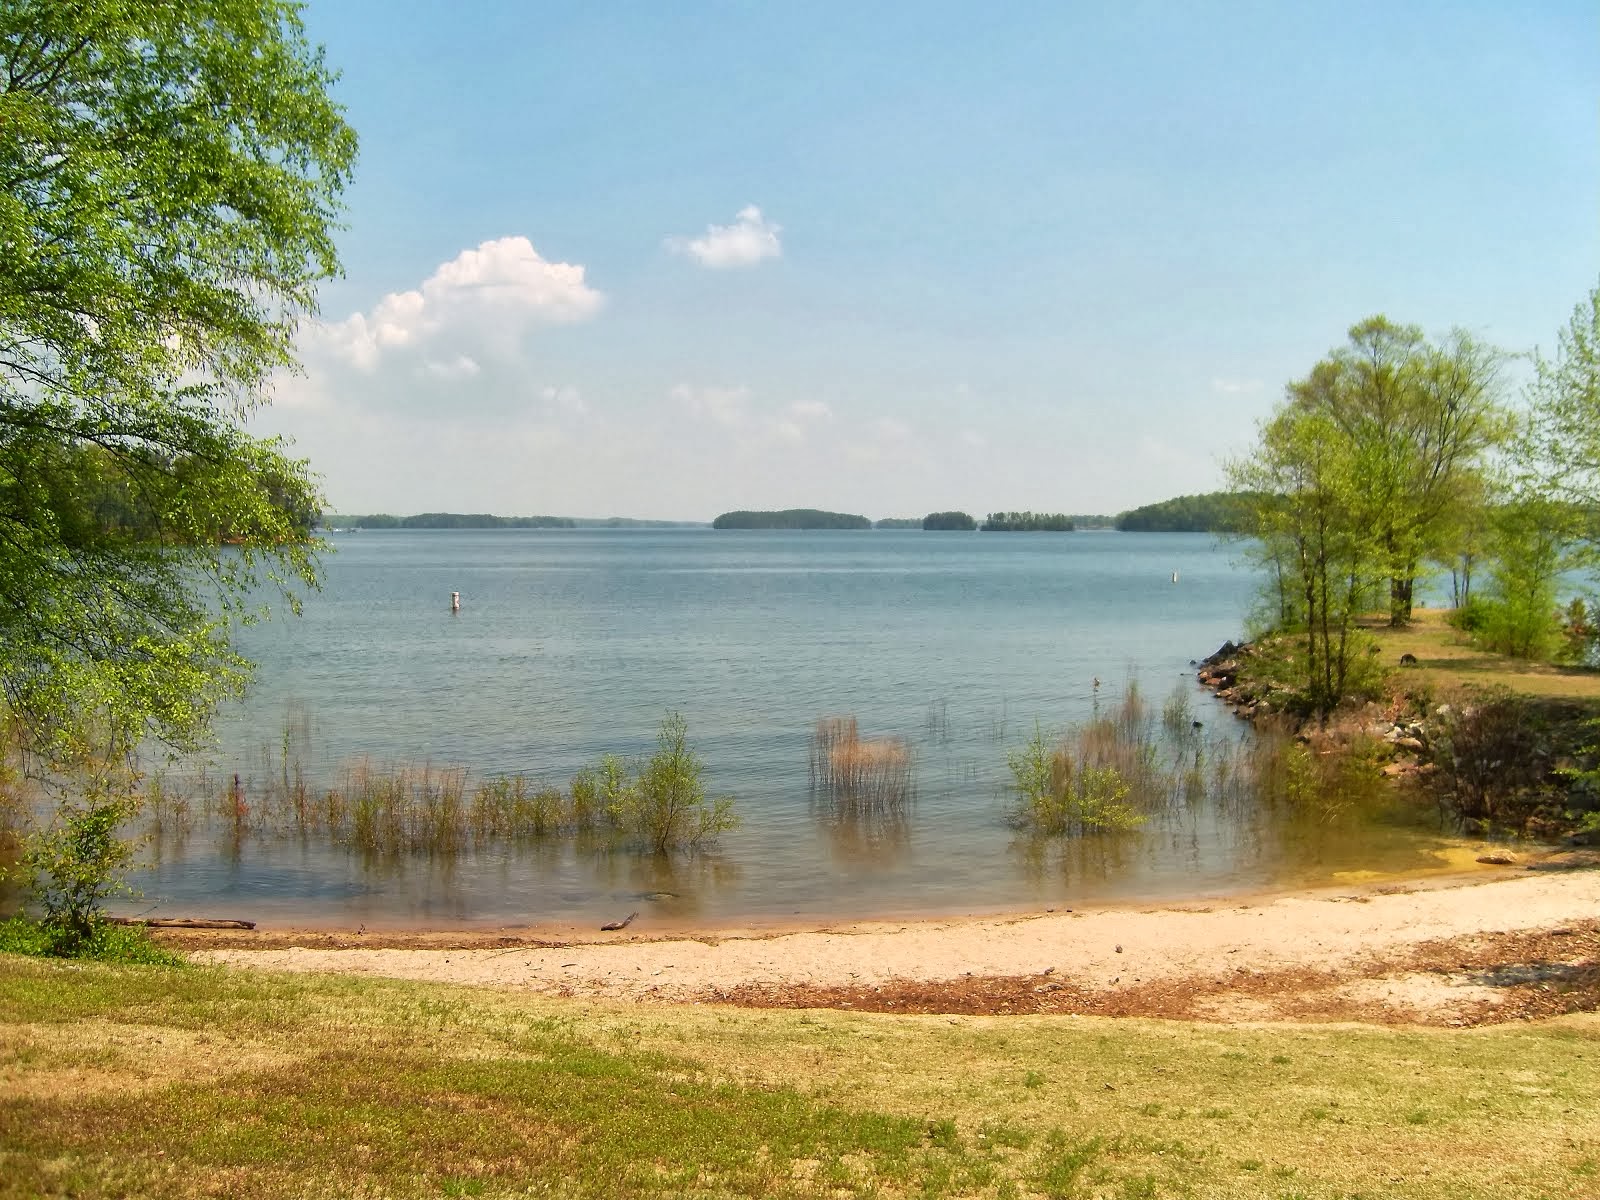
[1008,723,1145,836]
[810,717,914,814]
[143,712,736,860]
[1009,679,1388,838]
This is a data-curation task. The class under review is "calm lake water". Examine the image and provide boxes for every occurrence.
[133,530,1470,929]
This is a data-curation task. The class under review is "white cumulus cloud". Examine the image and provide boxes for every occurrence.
[314,236,603,372]
[667,206,782,268]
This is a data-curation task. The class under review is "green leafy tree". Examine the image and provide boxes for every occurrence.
[0,1,355,933]
[1477,494,1579,660]
[1230,402,1383,714]
[1525,279,1600,510]
[922,510,976,531]
[1,1,355,764]
[1287,318,1509,625]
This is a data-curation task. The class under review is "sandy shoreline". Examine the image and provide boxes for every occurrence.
[191,863,1600,1023]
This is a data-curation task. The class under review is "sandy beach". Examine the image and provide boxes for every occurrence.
[187,860,1600,1026]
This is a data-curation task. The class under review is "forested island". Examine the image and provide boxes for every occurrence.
[1114,492,1255,533]
[712,508,871,530]
[981,511,1074,532]
[332,513,576,529]
[874,518,922,529]
[923,511,977,531]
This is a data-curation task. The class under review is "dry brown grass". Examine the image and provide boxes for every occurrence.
[810,717,913,813]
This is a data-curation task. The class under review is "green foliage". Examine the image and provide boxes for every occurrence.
[981,511,1074,532]
[1007,724,1145,836]
[1474,496,1579,660]
[615,713,738,854]
[1,784,153,957]
[873,517,922,529]
[922,510,977,531]
[1524,278,1600,509]
[1115,491,1258,533]
[1230,315,1508,711]
[0,914,183,965]
[0,1,356,771]
[711,508,870,529]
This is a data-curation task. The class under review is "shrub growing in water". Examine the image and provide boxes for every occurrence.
[616,713,737,853]
[1007,724,1145,837]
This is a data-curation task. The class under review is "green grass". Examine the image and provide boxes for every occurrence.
[2,957,1598,1198]
[1372,609,1600,702]
[0,915,185,966]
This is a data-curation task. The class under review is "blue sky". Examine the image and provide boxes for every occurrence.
[263,0,1600,520]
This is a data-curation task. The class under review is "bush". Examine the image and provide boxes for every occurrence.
[6,788,142,956]
[0,914,184,965]
[1007,724,1145,837]
[1556,598,1600,666]
[613,713,737,854]
[1427,692,1554,828]
[1447,598,1492,634]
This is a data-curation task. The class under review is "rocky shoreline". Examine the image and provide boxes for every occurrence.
[1193,637,1600,843]
[1195,639,1430,767]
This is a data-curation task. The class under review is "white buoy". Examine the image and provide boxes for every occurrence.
[450,590,460,613]
[1172,570,1179,583]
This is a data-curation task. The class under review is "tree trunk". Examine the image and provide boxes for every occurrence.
[1389,575,1414,626]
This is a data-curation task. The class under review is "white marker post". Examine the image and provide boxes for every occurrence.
[451,591,460,613]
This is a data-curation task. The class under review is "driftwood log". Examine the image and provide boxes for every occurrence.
[104,928,256,934]
[601,911,639,932]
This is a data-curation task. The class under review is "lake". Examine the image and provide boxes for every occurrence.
[133,530,1470,930]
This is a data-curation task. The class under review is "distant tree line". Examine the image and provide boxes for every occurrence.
[923,511,977,531]
[981,512,1074,532]
[1115,492,1257,533]
[334,513,576,529]
[712,509,871,530]
[874,518,923,529]
[1066,513,1116,529]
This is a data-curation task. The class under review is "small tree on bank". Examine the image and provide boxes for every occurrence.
[1228,316,1507,712]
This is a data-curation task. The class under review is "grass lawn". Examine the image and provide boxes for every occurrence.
[1366,609,1600,702]
[2,956,1597,1198]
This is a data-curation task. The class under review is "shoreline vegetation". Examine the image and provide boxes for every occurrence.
[1196,608,1600,842]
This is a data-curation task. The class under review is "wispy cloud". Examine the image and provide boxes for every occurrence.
[666,205,782,268]
[1210,377,1263,395]
[671,382,752,427]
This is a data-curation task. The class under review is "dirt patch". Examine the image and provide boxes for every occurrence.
[153,928,572,952]
[700,922,1600,1027]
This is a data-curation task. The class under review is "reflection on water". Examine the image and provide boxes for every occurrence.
[82,531,1482,929]
[124,687,1472,932]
